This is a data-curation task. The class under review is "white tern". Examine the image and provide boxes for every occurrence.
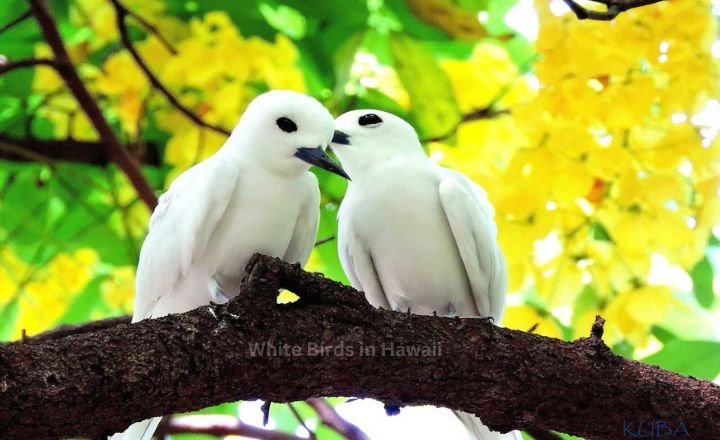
[112,90,348,440]
[331,110,519,440]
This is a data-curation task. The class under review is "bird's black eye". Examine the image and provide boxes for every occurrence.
[359,113,383,127]
[276,117,297,133]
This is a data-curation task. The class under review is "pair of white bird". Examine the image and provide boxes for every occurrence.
[115,90,517,440]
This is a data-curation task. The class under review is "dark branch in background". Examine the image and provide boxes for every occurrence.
[26,0,158,209]
[110,0,231,137]
[2,255,718,440]
[421,106,510,143]
[0,9,32,35]
[561,0,665,20]
[0,58,55,75]
[314,235,336,247]
[120,3,177,55]
[307,398,370,440]
[156,415,303,440]
[0,135,161,167]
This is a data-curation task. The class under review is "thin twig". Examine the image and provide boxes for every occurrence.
[157,415,304,440]
[27,0,158,209]
[122,4,177,55]
[0,9,32,35]
[561,0,664,20]
[307,398,370,440]
[0,58,55,76]
[109,0,231,137]
[421,107,510,143]
[287,404,315,439]
[314,235,336,247]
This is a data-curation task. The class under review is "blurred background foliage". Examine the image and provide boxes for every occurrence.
[1,0,719,438]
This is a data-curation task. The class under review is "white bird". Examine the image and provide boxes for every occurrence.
[113,90,348,440]
[331,110,519,440]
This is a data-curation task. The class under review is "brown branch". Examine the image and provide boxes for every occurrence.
[2,255,719,440]
[110,0,231,137]
[421,106,509,143]
[0,10,32,35]
[307,398,369,440]
[0,135,161,167]
[314,235,336,247]
[156,415,303,440]
[0,58,55,76]
[27,0,158,209]
[27,316,131,343]
[288,403,315,439]
[562,0,664,20]
[120,2,177,55]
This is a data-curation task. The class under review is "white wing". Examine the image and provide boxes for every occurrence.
[283,174,320,266]
[438,171,507,321]
[133,158,239,321]
[337,212,391,310]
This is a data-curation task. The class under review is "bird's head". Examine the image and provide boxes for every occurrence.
[231,90,349,179]
[330,109,424,179]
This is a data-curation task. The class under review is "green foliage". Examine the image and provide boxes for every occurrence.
[643,340,720,380]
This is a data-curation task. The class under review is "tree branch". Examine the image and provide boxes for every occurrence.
[307,398,369,440]
[0,9,32,36]
[110,0,231,137]
[421,107,510,143]
[0,58,55,76]
[2,255,718,440]
[561,0,664,20]
[27,316,131,343]
[119,2,177,55]
[26,0,158,209]
[155,415,304,440]
[0,135,160,167]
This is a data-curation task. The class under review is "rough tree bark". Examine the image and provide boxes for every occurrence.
[0,255,718,440]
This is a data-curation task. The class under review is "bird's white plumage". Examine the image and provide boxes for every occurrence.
[438,172,507,321]
[133,158,239,321]
[333,109,516,440]
[113,90,336,440]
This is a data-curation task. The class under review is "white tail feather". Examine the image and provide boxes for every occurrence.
[109,417,162,440]
[453,410,522,440]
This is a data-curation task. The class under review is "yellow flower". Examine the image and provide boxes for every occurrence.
[101,266,135,313]
[603,284,674,347]
[47,249,98,293]
[503,305,563,339]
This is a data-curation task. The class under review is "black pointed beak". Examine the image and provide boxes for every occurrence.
[295,146,350,180]
[331,130,351,145]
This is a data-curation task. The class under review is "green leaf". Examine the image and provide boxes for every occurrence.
[0,297,20,341]
[690,256,714,309]
[388,32,460,139]
[611,340,634,358]
[643,340,720,380]
[590,221,613,242]
[57,275,106,325]
[190,401,239,416]
[258,1,307,39]
[651,325,678,344]
[571,285,601,328]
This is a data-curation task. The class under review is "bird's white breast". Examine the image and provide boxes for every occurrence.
[340,160,477,316]
[207,167,315,293]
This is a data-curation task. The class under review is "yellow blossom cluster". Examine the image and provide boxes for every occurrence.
[0,248,98,338]
[33,8,306,183]
[434,0,719,349]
